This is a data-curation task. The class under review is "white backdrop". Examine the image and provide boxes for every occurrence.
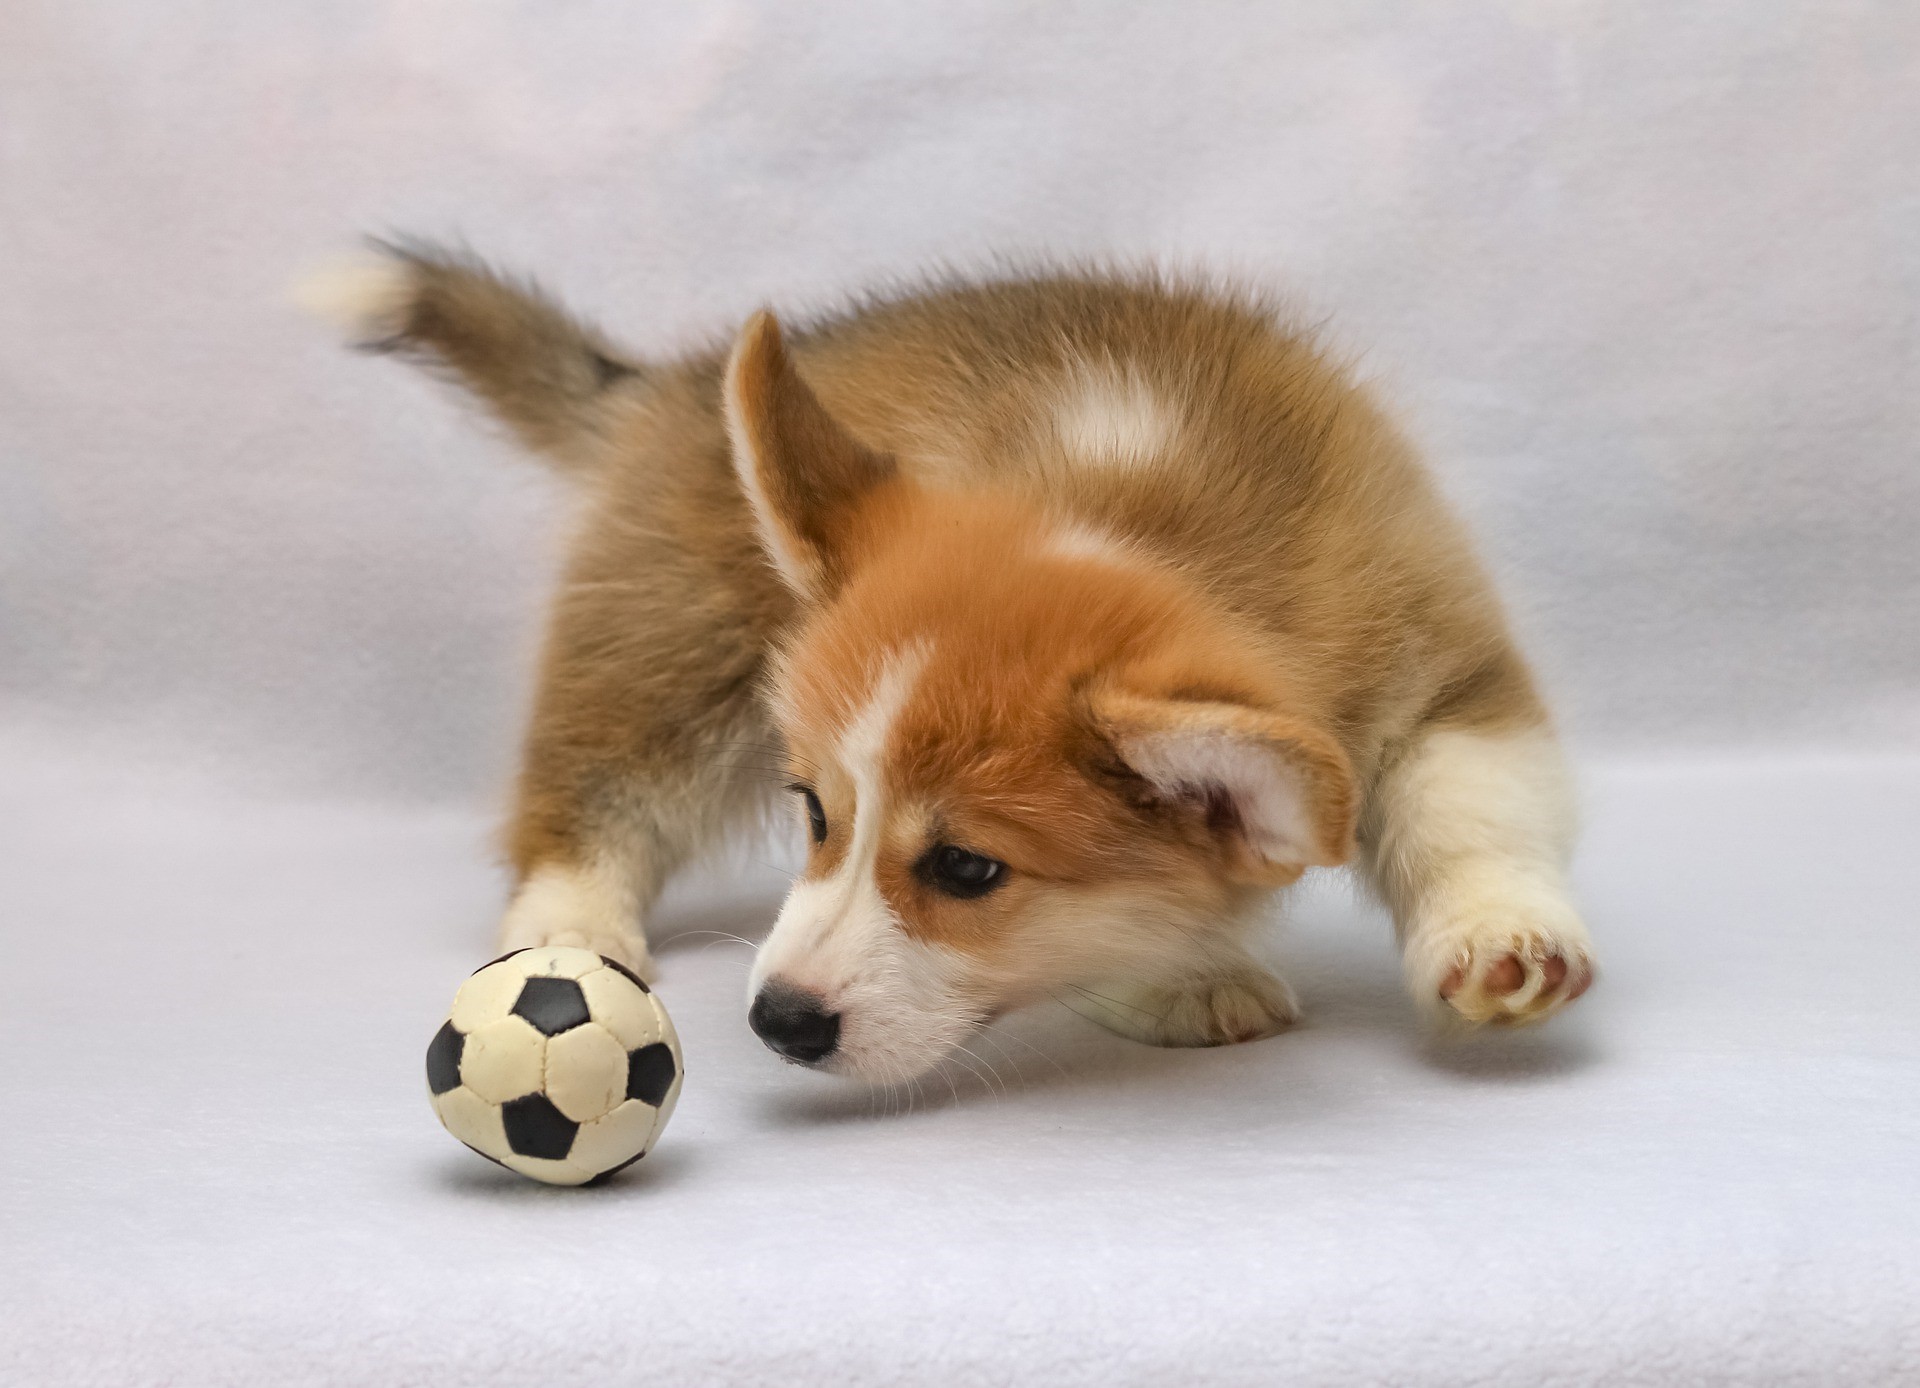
[4,1,1917,807]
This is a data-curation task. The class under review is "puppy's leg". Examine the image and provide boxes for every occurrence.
[498,543,783,977]
[299,239,644,474]
[1363,720,1595,1024]
[1079,943,1299,1048]
[498,701,776,980]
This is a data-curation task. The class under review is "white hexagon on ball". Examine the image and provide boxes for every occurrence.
[426,947,683,1185]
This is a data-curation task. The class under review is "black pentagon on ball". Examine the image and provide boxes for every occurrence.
[511,976,592,1035]
[425,1020,464,1095]
[501,1092,579,1160]
[598,955,651,993]
[627,1041,678,1107]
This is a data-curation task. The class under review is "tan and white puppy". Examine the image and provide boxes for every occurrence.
[309,244,1594,1084]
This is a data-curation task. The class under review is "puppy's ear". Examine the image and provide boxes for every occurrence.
[723,311,895,600]
[1087,688,1356,885]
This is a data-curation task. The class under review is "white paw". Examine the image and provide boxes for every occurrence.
[497,862,655,981]
[1074,968,1299,1048]
[495,920,656,982]
[1406,883,1594,1026]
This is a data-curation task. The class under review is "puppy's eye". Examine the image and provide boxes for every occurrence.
[917,844,1007,900]
[790,785,828,844]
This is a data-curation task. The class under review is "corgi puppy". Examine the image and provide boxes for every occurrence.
[308,243,1595,1083]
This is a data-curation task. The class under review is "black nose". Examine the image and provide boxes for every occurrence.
[749,983,841,1064]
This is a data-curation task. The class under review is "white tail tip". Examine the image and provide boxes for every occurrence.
[289,253,417,343]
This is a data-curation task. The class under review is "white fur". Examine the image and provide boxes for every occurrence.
[497,858,650,976]
[1042,521,1140,568]
[290,253,416,343]
[750,644,976,1082]
[722,329,814,597]
[1365,726,1592,1018]
[1052,361,1177,469]
[839,644,928,791]
[1117,726,1321,868]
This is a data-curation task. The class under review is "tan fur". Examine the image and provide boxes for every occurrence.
[330,243,1594,1072]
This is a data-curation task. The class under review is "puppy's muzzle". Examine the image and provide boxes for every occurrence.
[749,981,841,1064]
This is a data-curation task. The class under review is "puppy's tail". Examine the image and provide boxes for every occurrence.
[295,239,645,476]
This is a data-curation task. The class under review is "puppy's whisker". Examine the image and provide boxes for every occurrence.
[1068,984,1172,1026]
[980,1022,1068,1080]
[971,1029,1029,1087]
[1052,992,1107,1032]
[955,1041,1010,1097]
[943,1048,997,1099]
[672,929,758,948]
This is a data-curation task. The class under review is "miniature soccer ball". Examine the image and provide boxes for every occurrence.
[426,945,683,1185]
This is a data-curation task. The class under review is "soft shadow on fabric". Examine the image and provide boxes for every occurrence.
[1418,1025,1601,1082]
[429,1143,696,1200]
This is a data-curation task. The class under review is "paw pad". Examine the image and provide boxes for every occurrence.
[1439,945,1592,1024]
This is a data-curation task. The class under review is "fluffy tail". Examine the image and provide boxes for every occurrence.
[296,239,645,474]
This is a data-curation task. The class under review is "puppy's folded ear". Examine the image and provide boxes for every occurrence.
[723,311,895,600]
[1087,688,1356,884]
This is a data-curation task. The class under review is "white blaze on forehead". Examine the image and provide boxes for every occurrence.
[839,643,929,824]
[751,643,930,998]
[1052,360,1178,469]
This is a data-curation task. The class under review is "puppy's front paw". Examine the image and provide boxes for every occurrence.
[1075,968,1299,1048]
[499,922,657,983]
[1410,904,1594,1026]
[496,863,656,982]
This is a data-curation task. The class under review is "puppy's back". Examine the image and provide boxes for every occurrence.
[773,274,1536,771]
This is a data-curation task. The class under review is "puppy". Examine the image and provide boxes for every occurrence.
[308,243,1595,1083]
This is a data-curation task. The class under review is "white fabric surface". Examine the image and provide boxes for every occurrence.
[7,3,1920,1383]
[4,743,1917,1385]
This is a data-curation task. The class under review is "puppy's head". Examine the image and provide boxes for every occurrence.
[725,314,1355,1083]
